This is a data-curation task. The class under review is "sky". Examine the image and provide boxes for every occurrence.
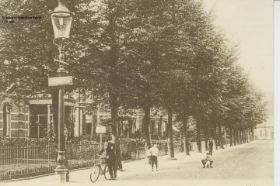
[201,0,274,103]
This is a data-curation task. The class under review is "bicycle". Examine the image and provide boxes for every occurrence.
[90,157,110,183]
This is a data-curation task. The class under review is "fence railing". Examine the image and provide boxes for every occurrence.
[0,139,179,181]
[0,144,57,181]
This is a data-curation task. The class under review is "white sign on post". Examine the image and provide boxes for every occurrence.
[96,125,106,134]
[48,76,73,87]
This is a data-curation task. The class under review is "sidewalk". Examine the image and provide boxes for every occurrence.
[2,141,258,186]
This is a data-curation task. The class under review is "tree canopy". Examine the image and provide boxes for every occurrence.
[0,0,267,153]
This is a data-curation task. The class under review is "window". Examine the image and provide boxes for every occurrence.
[29,105,48,138]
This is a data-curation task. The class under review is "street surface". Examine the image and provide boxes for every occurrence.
[2,140,273,186]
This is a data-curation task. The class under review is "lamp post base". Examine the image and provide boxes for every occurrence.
[55,168,69,183]
[55,151,69,182]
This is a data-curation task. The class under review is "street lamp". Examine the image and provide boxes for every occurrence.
[51,0,73,73]
[49,0,73,182]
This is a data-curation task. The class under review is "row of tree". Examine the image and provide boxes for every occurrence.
[0,0,266,159]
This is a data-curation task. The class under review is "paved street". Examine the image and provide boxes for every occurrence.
[123,140,273,180]
[2,140,273,186]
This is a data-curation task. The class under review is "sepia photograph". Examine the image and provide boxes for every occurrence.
[0,0,275,186]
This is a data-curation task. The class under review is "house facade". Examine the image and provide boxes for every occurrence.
[0,95,83,139]
[0,95,169,139]
[83,108,169,139]
[254,123,274,140]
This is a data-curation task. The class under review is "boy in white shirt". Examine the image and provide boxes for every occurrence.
[149,144,159,171]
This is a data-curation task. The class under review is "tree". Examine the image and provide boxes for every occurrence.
[0,0,65,140]
[0,0,267,155]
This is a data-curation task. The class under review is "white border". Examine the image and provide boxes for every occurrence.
[274,1,280,186]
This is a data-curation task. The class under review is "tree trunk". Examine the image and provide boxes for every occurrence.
[230,127,233,146]
[235,130,238,144]
[218,124,224,148]
[204,127,209,151]
[158,116,163,139]
[245,130,247,143]
[167,108,175,158]
[236,130,239,145]
[182,115,190,155]
[196,123,202,153]
[236,130,239,144]
[239,130,242,144]
[224,127,227,147]
[143,104,151,149]
[110,93,122,170]
[238,130,241,144]
[213,126,218,150]
[180,132,184,152]
[242,130,244,143]
[240,130,243,144]
[233,129,237,146]
[248,128,251,141]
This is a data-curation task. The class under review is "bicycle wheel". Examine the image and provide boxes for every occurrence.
[90,165,101,183]
[103,165,110,180]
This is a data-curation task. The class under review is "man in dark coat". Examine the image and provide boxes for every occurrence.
[106,135,117,179]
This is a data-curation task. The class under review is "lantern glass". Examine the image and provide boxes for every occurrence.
[51,3,72,39]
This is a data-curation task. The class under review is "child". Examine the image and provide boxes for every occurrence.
[149,144,159,171]
[201,152,213,168]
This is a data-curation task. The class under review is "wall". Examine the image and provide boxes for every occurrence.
[0,100,29,138]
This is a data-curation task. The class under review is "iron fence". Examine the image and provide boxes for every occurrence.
[0,144,57,181]
[0,139,176,181]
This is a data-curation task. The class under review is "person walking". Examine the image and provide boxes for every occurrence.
[149,144,159,171]
[208,137,214,155]
[106,135,117,180]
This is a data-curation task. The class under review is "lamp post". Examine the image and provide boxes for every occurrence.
[49,0,73,182]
